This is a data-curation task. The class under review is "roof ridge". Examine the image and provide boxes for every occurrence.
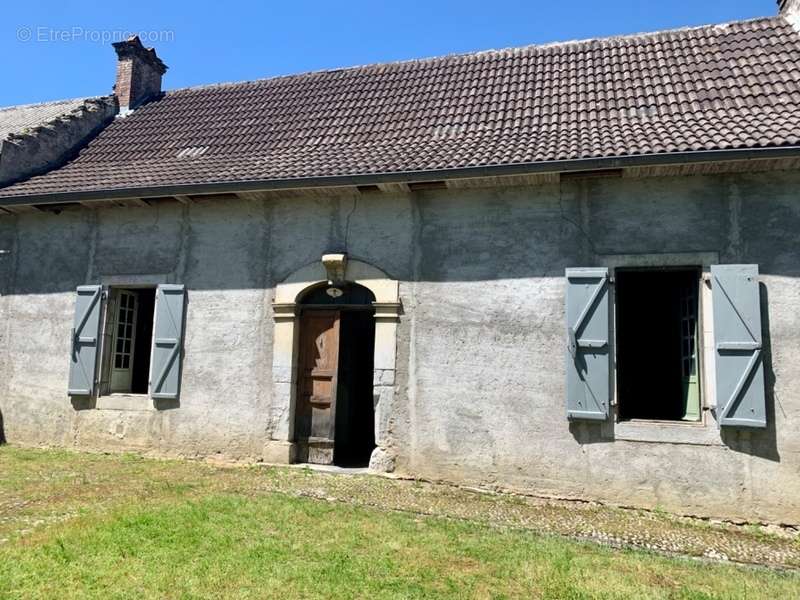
[0,95,108,114]
[3,96,116,142]
[162,15,783,96]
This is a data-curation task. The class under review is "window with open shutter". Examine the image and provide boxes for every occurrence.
[565,268,611,420]
[68,285,103,396]
[149,284,186,400]
[711,264,766,428]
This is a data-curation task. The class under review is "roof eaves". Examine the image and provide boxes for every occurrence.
[2,145,799,207]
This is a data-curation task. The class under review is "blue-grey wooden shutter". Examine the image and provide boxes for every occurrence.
[68,285,103,396]
[150,284,186,400]
[711,264,766,428]
[565,268,611,420]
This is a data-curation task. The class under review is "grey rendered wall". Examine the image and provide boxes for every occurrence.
[394,173,800,523]
[0,170,797,522]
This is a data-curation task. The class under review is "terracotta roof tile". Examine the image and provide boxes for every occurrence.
[2,17,800,199]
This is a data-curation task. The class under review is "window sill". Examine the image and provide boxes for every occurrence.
[95,394,157,412]
[608,415,723,446]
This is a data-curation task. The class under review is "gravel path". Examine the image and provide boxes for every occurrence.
[241,465,800,570]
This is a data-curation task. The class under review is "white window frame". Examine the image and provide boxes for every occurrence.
[108,289,139,393]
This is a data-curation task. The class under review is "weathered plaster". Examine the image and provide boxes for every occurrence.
[0,170,798,522]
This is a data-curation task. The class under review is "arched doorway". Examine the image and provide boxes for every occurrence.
[295,282,377,466]
[268,256,400,472]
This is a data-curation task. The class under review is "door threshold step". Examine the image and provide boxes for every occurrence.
[288,463,370,475]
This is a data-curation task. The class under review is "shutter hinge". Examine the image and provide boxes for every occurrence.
[567,327,577,358]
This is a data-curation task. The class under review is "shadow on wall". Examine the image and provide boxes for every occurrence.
[4,176,800,299]
[0,408,5,444]
[568,419,607,445]
[720,282,780,462]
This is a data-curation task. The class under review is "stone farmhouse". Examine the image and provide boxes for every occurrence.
[1,1,799,523]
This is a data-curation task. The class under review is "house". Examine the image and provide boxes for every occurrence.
[1,1,799,523]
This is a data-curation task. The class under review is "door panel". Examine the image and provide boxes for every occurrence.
[296,310,340,464]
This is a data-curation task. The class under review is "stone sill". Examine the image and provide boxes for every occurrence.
[95,394,159,412]
[609,417,724,446]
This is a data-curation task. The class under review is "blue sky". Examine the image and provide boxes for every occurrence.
[1,0,775,107]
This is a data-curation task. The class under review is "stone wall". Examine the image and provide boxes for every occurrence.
[0,97,117,186]
[0,169,798,522]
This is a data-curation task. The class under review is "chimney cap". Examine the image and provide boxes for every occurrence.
[112,35,168,75]
[779,0,798,12]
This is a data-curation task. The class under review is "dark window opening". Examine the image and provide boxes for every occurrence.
[131,289,156,394]
[616,268,701,422]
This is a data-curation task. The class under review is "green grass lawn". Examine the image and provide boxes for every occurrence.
[0,447,798,599]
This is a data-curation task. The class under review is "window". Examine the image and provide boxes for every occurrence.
[68,283,186,401]
[100,287,156,395]
[615,268,701,422]
[565,263,766,429]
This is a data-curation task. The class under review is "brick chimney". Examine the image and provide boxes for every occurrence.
[779,0,800,28]
[112,36,167,114]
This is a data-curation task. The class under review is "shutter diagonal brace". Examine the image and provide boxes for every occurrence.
[68,286,102,396]
[151,287,182,394]
[71,287,101,356]
[152,338,179,392]
[713,274,760,346]
[565,268,610,421]
[713,270,764,426]
[721,347,762,420]
[568,274,608,359]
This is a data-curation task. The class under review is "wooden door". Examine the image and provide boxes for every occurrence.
[296,310,340,464]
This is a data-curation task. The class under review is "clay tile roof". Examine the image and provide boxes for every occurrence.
[2,16,800,199]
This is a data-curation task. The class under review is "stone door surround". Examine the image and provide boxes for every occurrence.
[265,256,400,471]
